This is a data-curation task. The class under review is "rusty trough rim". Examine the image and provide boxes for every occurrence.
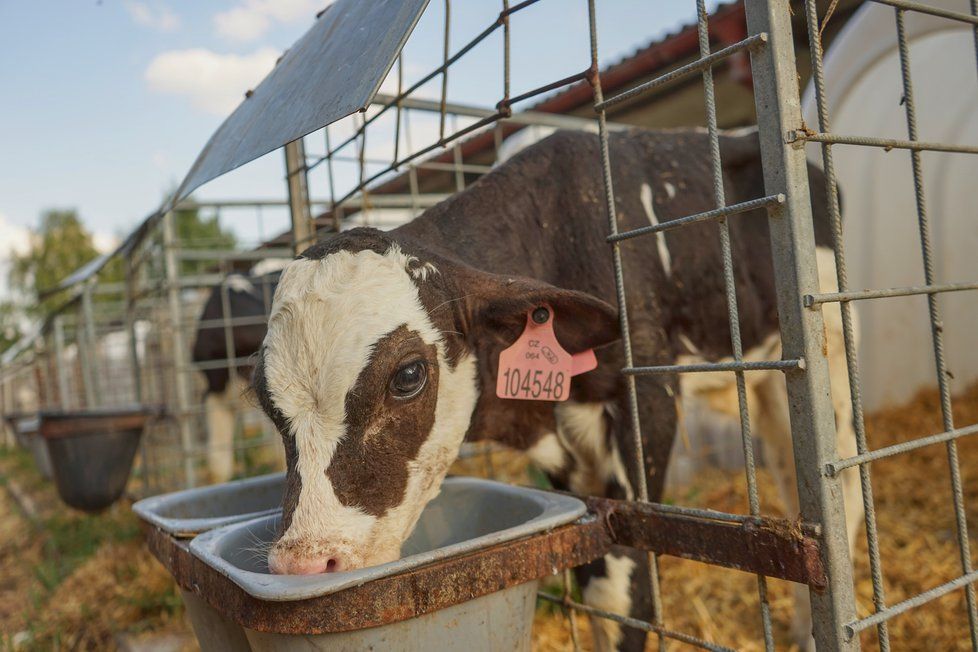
[141,492,826,635]
[38,406,162,440]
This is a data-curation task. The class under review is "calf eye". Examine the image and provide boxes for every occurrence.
[389,361,427,399]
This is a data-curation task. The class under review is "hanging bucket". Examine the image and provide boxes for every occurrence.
[39,407,154,513]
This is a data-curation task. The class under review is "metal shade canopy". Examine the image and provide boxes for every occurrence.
[171,0,430,207]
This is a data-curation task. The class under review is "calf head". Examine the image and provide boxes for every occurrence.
[253,228,618,575]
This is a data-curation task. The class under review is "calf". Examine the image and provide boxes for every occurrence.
[252,128,861,651]
[193,271,278,482]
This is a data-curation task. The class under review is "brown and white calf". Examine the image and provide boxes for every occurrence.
[252,128,861,651]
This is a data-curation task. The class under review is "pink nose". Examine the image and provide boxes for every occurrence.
[267,552,342,575]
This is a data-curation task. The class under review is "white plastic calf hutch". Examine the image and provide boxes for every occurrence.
[802,0,978,411]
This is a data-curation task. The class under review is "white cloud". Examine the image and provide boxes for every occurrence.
[214,0,326,42]
[93,233,120,254]
[144,47,279,115]
[0,213,32,300]
[124,1,181,32]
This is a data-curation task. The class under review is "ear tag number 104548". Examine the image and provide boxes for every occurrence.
[496,304,597,401]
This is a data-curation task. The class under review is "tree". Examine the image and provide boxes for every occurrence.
[0,301,21,353]
[172,201,238,276]
[8,209,120,317]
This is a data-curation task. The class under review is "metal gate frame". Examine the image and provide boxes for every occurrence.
[579,0,859,647]
[746,1,860,648]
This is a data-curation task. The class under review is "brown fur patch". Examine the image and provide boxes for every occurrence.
[327,325,440,517]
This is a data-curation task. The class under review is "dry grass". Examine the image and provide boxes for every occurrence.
[0,448,191,650]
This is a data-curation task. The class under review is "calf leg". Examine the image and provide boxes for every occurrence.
[204,376,244,483]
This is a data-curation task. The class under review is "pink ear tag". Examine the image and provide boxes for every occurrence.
[496,304,598,401]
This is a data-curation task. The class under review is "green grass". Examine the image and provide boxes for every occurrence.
[33,508,141,591]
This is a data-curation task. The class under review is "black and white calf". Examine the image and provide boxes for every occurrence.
[193,269,280,482]
[252,128,861,651]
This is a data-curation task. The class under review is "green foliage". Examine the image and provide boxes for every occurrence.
[7,209,121,317]
[172,203,237,276]
[0,300,21,353]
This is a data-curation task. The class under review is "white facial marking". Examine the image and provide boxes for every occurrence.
[664,181,677,200]
[263,246,477,567]
[385,244,440,281]
[640,183,672,277]
[582,553,637,651]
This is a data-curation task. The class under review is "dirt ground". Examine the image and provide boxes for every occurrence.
[1,382,976,650]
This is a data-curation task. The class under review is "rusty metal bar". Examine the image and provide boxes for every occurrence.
[587,496,826,588]
[146,517,610,635]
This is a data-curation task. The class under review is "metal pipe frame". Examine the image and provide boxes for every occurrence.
[162,210,197,489]
[746,0,860,649]
[798,0,978,646]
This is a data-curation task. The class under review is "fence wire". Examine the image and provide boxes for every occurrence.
[798,0,978,648]
[3,0,977,649]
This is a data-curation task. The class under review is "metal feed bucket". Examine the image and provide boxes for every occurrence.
[187,478,586,652]
[133,472,286,538]
[39,407,154,513]
[140,476,586,652]
[133,472,287,651]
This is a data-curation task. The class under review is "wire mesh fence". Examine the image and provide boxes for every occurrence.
[1,0,976,649]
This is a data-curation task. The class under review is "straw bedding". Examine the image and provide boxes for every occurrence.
[531,381,978,650]
[0,381,975,650]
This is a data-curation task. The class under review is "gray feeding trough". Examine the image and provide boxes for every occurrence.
[133,471,285,538]
[140,476,586,652]
[39,406,154,513]
[133,472,287,651]
[189,478,586,651]
[6,414,53,480]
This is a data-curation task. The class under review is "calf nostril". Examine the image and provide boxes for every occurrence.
[325,558,339,573]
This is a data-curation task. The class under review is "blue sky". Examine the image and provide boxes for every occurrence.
[0,0,715,258]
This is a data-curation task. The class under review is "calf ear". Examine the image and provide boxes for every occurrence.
[461,272,620,353]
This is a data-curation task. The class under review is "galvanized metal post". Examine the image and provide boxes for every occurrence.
[79,282,100,408]
[285,139,313,256]
[37,341,56,410]
[53,315,71,409]
[744,0,859,649]
[163,210,197,488]
[125,257,143,404]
